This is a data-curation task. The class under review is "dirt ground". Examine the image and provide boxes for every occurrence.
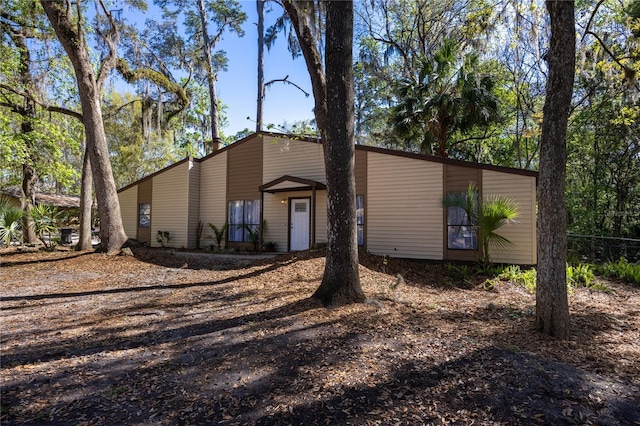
[1,247,639,425]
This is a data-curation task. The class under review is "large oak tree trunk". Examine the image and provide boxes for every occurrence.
[312,0,364,306]
[283,0,364,306]
[41,1,127,255]
[535,0,576,339]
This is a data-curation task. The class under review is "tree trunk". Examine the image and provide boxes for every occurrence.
[256,0,265,132]
[197,0,221,152]
[535,0,575,339]
[313,0,364,306]
[21,162,37,245]
[77,145,93,251]
[41,0,128,255]
[8,19,38,244]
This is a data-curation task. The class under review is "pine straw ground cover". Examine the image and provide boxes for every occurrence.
[1,247,638,426]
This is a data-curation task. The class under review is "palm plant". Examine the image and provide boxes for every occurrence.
[478,195,519,264]
[442,184,519,264]
[31,204,63,251]
[208,222,228,250]
[391,40,499,157]
[0,196,23,246]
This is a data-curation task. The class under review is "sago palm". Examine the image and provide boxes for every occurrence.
[0,196,23,246]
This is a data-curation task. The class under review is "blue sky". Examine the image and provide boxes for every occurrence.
[216,2,316,135]
[122,0,316,137]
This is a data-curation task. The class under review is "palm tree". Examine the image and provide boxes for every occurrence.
[442,184,519,264]
[391,40,499,157]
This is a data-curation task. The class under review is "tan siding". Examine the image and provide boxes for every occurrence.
[228,137,262,200]
[367,152,444,259]
[151,161,189,248]
[314,190,328,245]
[482,170,537,265]
[137,179,153,244]
[118,186,138,240]
[187,160,200,249]
[262,135,325,183]
[444,164,481,262]
[199,152,228,248]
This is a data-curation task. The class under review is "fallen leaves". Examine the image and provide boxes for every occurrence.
[1,247,639,425]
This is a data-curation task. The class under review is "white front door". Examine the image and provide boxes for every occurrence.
[290,198,310,251]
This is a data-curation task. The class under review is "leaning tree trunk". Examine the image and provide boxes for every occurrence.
[311,0,364,306]
[77,144,93,251]
[281,1,328,133]
[41,1,128,255]
[535,0,575,339]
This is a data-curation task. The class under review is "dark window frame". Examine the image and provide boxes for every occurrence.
[446,192,478,251]
[356,194,364,246]
[228,199,261,242]
[138,203,151,228]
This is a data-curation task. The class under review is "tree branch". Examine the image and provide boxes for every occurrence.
[0,85,83,121]
[265,75,310,97]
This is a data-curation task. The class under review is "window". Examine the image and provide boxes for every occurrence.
[447,195,478,250]
[228,200,261,242]
[138,203,151,228]
[356,195,364,246]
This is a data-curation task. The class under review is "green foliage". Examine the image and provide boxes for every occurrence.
[31,204,63,251]
[495,263,615,294]
[156,231,171,248]
[208,222,228,250]
[391,41,500,157]
[566,263,595,288]
[498,265,537,294]
[597,258,640,286]
[442,184,519,264]
[0,196,23,246]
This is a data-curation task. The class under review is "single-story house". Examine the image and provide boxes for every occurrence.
[117,132,538,264]
[2,187,81,211]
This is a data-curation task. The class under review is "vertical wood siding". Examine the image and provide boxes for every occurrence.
[151,161,189,248]
[262,135,325,183]
[199,152,228,248]
[118,186,138,240]
[187,160,200,249]
[367,153,444,259]
[137,179,153,244]
[482,170,537,265]
[228,137,263,201]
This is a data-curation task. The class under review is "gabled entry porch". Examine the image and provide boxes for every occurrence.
[259,175,327,251]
